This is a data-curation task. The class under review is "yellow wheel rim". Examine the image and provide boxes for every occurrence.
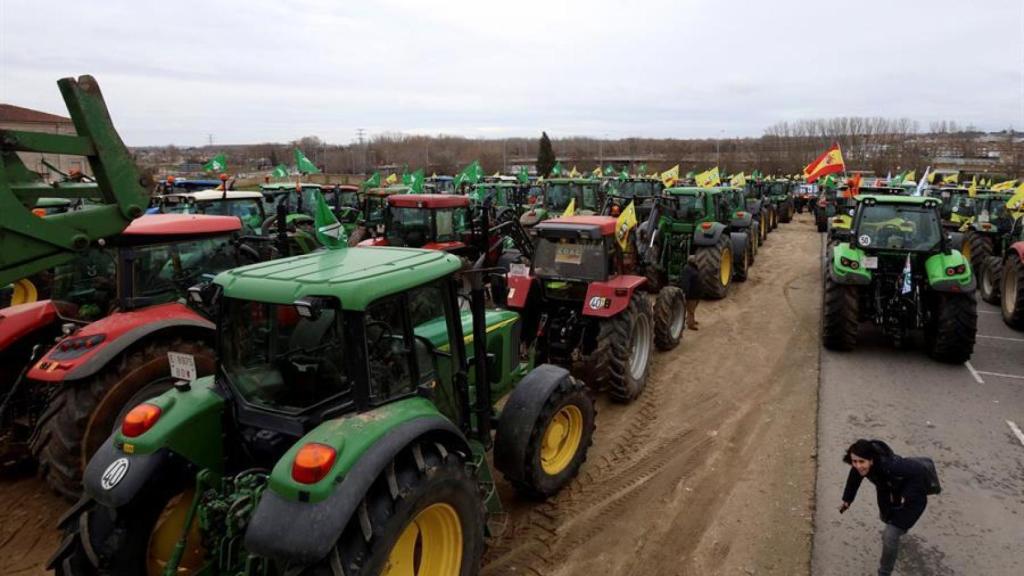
[384,503,463,576]
[721,247,733,286]
[961,241,971,260]
[146,489,206,576]
[10,279,38,305]
[540,405,584,475]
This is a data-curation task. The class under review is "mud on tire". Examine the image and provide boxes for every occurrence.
[925,292,977,363]
[695,233,732,300]
[822,273,859,351]
[584,294,653,403]
[653,286,686,351]
[31,338,213,500]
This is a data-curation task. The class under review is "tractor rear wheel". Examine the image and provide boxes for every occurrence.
[822,274,859,351]
[585,294,653,403]
[926,292,978,363]
[979,256,1002,305]
[769,206,779,230]
[309,440,485,576]
[748,223,759,262]
[779,200,794,223]
[31,338,213,500]
[815,210,827,233]
[695,234,732,299]
[963,232,993,275]
[653,287,686,351]
[1003,256,1024,329]
[757,213,767,245]
[734,238,750,282]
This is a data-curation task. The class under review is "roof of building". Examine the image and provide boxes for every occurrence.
[0,104,72,124]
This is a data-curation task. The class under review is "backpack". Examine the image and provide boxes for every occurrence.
[907,456,942,495]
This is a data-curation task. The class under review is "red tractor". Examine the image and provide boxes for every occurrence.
[0,214,250,498]
[505,216,685,403]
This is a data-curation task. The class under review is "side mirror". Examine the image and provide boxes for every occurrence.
[187,281,222,308]
[294,296,331,321]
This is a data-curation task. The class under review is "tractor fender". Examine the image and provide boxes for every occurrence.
[729,212,753,229]
[493,363,572,484]
[925,251,976,293]
[829,244,872,285]
[0,300,59,352]
[82,439,174,508]
[245,411,469,564]
[27,302,213,383]
[1010,241,1024,263]
[505,273,534,309]
[692,222,728,247]
[582,275,646,318]
[747,199,763,215]
[728,232,748,262]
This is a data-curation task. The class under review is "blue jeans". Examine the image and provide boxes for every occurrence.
[879,523,906,576]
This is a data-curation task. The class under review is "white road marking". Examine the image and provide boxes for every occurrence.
[965,361,985,384]
[977,334,1024,343]
[1007,421,1024,447]
[977,370,1024,381]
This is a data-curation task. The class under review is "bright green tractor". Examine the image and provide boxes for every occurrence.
[823,195,977,362]
[54,246,596,575]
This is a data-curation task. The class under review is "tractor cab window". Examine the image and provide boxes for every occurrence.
[184,200,263,231]
[221,298,350,414]
[365,296,417,402]
[434,207,469,243]
[950,196,974,217]
[856,205,941,252]
[544,184,574,211]
[716,195,731,220]
[131,237,239,304]
[532,237,608,281]
[669,195,702,220]
[388,207,433,247]
[582,186,598,211]
[45,248,118,321]
[365,196,388,223]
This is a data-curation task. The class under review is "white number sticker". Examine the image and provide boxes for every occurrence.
[859,235,871,246]
[509,263,529,277]
[101,457,130,490]
[862,256,878,269]
[168,351,197,382]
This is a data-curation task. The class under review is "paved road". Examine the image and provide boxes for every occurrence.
[813,245,1024,575]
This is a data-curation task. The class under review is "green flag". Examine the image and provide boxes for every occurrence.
[406,169,425,193]
[294,148,320,174]
[551,162,564,177]
[517,166,530,184]
[619,168,629,181]
[312,190,345,249]
[362,172,381,191]
[637,163,647,176]
[270,164,289,179]
[454,161,483,191]
[203,153,227,173]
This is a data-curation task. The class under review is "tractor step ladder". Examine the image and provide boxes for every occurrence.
[0,75,147,287]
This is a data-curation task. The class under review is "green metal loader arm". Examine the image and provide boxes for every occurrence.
[0,75,147,286]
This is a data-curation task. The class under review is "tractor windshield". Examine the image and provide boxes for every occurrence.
[950,196,975,218]
[221,299,351,414]
[44,248,118,321]
[365,196,388,224]
[162,199,263,231]
[545,184,598,212]
[768,183,788,195]
[337,190,359,209]
[667,195,703,221]
[131,236,240,303]
[619,181,660,199]
[856,205,942,252]
[532,237,608,281]
[388,207,469,246]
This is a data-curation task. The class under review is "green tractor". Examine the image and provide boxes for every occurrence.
[823,195,977,362]
[763,179,796,224]
[642,187,753,298]
[519,177,603,230]
[601,176,665,221]
[54,246,596,575]
[956,192,1014,286]
[928,186,973,230]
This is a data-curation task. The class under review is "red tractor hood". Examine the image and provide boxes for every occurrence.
[0,300,60,351]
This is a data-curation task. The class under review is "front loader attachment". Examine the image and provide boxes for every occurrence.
[0,75,147,286]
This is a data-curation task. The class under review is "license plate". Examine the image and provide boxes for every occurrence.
[168,351,197,382]
[862,256,878,269]
[509,263,529,277]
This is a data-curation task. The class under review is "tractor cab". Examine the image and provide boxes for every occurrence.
[359,194,472,253]
[157,189,266,232]
[155,178,226,196]
[603,177,664,220]
[424,175,455,194]
[520,178,602,229]
[927,186,972,227]
[471,181,528,214]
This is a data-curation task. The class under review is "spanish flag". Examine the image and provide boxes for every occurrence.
[802,143,845,183]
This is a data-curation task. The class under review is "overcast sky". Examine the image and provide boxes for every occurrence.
[2,0,1021,146]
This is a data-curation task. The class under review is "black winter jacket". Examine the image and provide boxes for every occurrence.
[842,441,929,531]
[679,264,702,299]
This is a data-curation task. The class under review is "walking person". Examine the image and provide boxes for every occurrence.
[679,255,701,330]
[839,439,932,576]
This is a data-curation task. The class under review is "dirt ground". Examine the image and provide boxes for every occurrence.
[482,213,822,576]
[0,214,822,575]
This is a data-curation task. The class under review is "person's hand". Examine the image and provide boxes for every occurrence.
[839,501,850,514]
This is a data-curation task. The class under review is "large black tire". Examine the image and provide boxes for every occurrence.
[769,205,779,230]
[653,287,686,351]
[779,200,794,223]
[757,212,767,245]
[748,223,759,263]
[822,274,859,351]
[1003,255,1024,330]
[495,375,595,499]
[963,231,994,277]
[816,211,827,233]
[734,238,750,282]
[31,338,213,500]
[695,234,732,300]
[979,255,1002,305]
[50,467,197,575]
[925,293,977,363]
[584,294,653,403]
[307,440,485,576]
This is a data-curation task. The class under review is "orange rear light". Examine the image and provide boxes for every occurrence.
[32,208,46,217]
[292,443,337,484]
[701,222,713,229]
[122,403,162,437]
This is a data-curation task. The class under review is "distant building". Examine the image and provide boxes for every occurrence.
[0,103,90,180]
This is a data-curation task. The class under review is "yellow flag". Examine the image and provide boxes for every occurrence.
[927,172,936,184]
[660,165,680,187]
[942,172,959,185]
[1007,183,1024,218]
[562,198,576,217]
[650,171,659,181]
[385,173,398,184]
[729,171,747,187]
[992,179,1017,191]
[493,171,501,178]
[568,166,580,178]
[615,201,638,250]
[968,176,977,198]
[905,170,915,182]
[592,167,602,177]
[695,166,721,188]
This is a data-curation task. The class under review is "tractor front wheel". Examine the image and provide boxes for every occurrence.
[653,286,686,351]
[926,292,978,363]
[979,256,1002,305]
[310,441,485,576]
[31,338,213,500]
[695,234,732,299]
[822,274,859,351]
[1003,256,1024,330]
[585,294,654,403]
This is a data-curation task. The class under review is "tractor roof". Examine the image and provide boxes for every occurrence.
[473,182,520,189]
[855,194,940,206]
[214,247,461,310]
[664,186,719,196]
[544,178,597,185]
[336,184,359,192]
[160,190,263,202]
[536,215,617,238]
[260,183,323,192]
[388,194,470,208]
[364,186,411,197]
[123,214,242,236]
